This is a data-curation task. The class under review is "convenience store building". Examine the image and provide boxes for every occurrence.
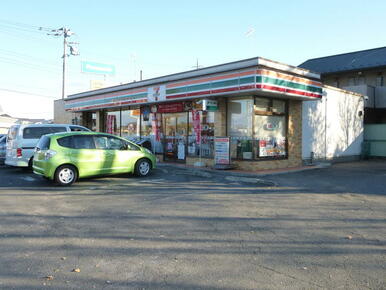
[64,57,328,170]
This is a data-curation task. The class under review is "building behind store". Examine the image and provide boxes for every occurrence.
[300,46,386,124]
[300,46,386,158]
[59,56,364,170]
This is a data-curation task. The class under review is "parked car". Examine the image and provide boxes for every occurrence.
[0,135,6,164]
[5,124,90,168]
[126,136,153,152]
[33,132,156,186]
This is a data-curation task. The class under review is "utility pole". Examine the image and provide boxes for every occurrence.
[49,27,79,99]
[62,28,68,100]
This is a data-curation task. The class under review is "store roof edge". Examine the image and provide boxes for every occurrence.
[67,56,321,100]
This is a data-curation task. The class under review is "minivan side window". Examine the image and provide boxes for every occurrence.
[23,127,67,139]
[72,136,96,149]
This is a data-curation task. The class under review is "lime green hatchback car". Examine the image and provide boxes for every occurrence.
[33,132,156,186]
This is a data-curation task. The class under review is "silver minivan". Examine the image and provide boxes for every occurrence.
[5,124,90,168]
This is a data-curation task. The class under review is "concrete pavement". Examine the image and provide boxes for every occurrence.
[0,161,385,289]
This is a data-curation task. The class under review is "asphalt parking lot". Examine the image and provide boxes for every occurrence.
[0,160,385,289]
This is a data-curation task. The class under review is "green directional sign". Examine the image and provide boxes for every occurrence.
[81,61,115,75]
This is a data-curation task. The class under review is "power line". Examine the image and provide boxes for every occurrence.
[0,81,58,94]
[0,88,56,99]
[0,18,54,32]
[0,57,61,74]
[0,48,59,65]
[0,23,47,34]
[0,58,80,76]
[0,27,54,43]
[0,52,61,69]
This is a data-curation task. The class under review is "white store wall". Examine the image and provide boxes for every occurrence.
[302,86,364,162]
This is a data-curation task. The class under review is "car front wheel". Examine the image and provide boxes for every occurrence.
[55,165,77,186]
[134,159,151,177]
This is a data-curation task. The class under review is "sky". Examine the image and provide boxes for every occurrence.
[1,0,386,119]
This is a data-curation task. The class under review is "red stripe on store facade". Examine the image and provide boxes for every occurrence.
[256,84,322,98]
[66,98,147,111]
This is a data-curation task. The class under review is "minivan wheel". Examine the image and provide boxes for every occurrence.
[55,165,77,186]
[134,159,151,177]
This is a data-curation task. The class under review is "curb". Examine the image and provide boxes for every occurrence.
[156,162,331,185]
[157,162,331,177]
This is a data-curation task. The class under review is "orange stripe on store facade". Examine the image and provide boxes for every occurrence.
[66,88,147,104]
[257,69,321,87]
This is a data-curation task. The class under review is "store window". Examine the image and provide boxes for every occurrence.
[227,97,288,161]
[140,108,152,137]
[254,98,287,158]
[188,111,215,158]
[163,112,187,160]
[121,109,140,139]
[227,98,253,160]
[141,108,163,153]
[92,113,97,131]
[105,110,121,136]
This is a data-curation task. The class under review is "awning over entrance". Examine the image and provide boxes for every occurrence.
[65,57,322,112]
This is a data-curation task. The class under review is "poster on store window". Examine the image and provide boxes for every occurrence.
[106,115,116,134]
[259,138,286,157]
[151,113,161,142]
[192,109,201,143]
[259,139,267,157]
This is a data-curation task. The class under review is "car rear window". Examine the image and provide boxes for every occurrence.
[57,136,73,148]
[36,136,51,150]
[23,127,67,139]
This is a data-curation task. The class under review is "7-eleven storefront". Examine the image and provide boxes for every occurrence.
[65,57,322,171]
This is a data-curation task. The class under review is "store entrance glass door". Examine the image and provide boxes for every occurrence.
[163,113,187,162]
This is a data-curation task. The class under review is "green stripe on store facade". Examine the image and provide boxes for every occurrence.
[65,93,148,109]
[67,73,322,110]
[166,76,254,95]
[257,76,322,94]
